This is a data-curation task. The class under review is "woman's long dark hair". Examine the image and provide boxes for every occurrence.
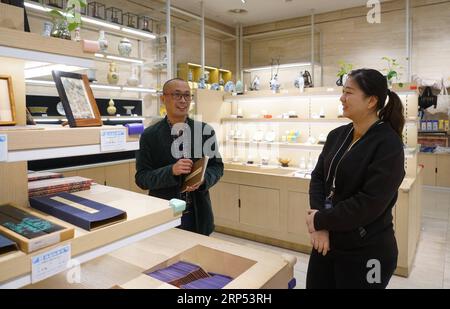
[348,69,405,137]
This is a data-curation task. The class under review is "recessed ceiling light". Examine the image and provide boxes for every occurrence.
[241,0,246,3]
[228,9,248,14]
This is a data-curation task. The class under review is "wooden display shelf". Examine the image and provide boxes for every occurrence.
[178,63,232,85]
[1,125,127,150]
[26,228,296,289]
[0,184,181,288]
[0,27,93,60]
[0,125,139,162]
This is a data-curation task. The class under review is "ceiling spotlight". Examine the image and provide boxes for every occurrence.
[241,0,246,3]
[228,9,248,14]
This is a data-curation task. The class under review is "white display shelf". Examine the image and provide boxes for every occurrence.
[223,91,343,103]
[221,117,350,123]
[25,80,157,94]
[24,1,157,41]
[33,116,145,122]
[5,141,139,163]
[0,126,139,163]
[226,140,325,150]
[222,117,418,124]
[94,52,145,65]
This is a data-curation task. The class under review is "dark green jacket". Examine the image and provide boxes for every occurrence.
[135,117,224,236]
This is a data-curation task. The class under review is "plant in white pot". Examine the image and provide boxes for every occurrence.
[49,0,87,40]
[336,61,353,86]
[382,56,403,88]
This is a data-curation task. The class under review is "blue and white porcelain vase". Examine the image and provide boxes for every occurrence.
[118,37,132,57]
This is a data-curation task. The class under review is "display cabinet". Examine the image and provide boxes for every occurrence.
[178,62,233,89]
[194,88,421,277]
[0,26,294,289]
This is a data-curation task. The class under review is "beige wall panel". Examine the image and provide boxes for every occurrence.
[105,163,131,190]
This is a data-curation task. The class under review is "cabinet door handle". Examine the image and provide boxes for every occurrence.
[436,168,438,174]
[238,199,241,208]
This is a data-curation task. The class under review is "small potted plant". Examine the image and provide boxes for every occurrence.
[336,61,353,86]
[382,56,403,88]
[49,0,87,40]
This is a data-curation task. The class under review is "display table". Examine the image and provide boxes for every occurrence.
[25,228,297,289]
[0,184,181,288]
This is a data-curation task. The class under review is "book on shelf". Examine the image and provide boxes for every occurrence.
[0,234,18,255]
[27,171,63,182]
[0,204,74,253]
[29,192,127,231]
[28,184,91,198]
[181,156,209,192]
[28,176,93,194]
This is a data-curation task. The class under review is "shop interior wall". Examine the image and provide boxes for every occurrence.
[243,0,450,87]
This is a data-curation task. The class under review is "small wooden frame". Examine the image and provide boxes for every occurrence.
[52,71,102,127]
[0,75,16,126]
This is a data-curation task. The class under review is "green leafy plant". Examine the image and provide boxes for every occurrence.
[382,57,403,86]
[337,60,353,77]
[49,0,87,31]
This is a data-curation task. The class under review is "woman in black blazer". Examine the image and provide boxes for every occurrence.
[305,69,406,289]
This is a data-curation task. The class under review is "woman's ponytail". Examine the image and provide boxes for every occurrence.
[379,90,405,137]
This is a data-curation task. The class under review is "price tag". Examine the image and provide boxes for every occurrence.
[100,129,126,152]
[0,134,7,162]
[31,244,71,284]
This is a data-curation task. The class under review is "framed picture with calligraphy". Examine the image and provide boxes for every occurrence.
[0,75,17,126]
[52,71,102,127]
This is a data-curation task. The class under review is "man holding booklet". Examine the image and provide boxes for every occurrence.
[135,78,224,236]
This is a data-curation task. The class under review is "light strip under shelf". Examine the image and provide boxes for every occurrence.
[81,16,121,30]
[90,84,121,90]
[122,27,156,39]
[95,54,144,64]
[122,87,157,93]
[24,1,50,12]
[243,62,313,72]
[26,80,156,93]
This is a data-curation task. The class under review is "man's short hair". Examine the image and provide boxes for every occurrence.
[162,78,187,94]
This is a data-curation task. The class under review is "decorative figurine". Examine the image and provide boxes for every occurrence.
[118,37,132,57]
[251,76,260,91]
[107,62,119,85]
[294,71,305,92]
[107,99,117,116]
[127,64,140,86]
[270,74,281,93]
[235,80,244,94]
[98,30,108,52]
[303,70,313,88]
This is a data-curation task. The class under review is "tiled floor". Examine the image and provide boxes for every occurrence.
[211,187,450,289]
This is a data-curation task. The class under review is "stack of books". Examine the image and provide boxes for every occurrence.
[180,273,233,289]
[145,261,233,289]
[28,176,93,197]
[27,171,63,182]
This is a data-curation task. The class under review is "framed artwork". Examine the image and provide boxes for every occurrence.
[52,71,102,127]
[0,75,16,126]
